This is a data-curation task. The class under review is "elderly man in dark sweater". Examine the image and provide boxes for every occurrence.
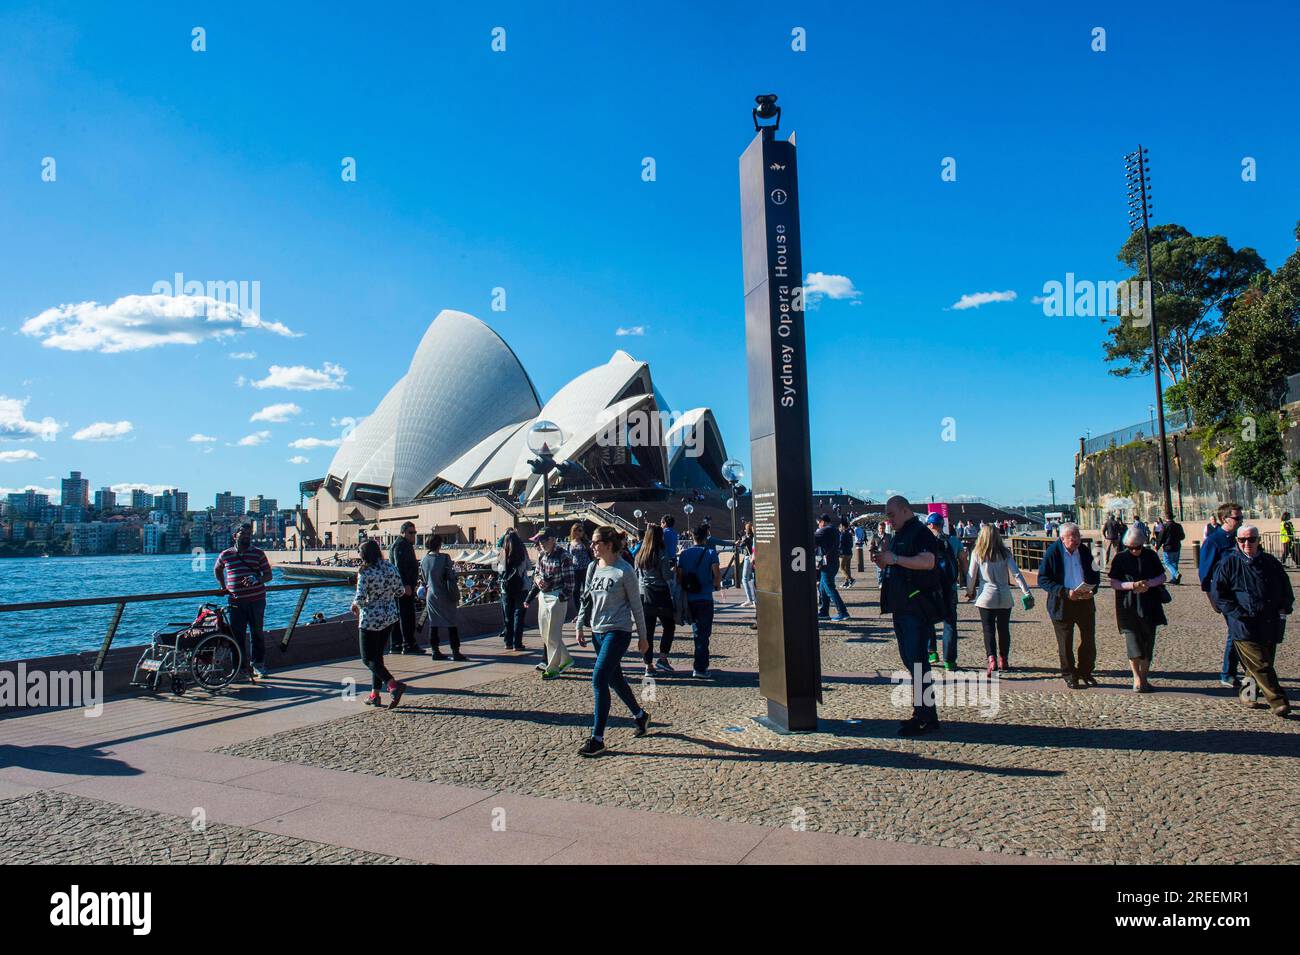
[1213,523,1292,717]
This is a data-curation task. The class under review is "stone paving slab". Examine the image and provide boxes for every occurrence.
[55,770,317,828]
[250,800,574,864]
[228,762,497,819]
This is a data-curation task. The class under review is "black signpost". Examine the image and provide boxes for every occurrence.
[739,95,821,732]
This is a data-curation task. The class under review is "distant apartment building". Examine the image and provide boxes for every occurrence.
[114,523,143,553]
[215,491,246,516]
[61,504,86,524]
[71,522,118,555]
[61,471,90,510]
[130,489,153,509]
[249,496,278,516]
[6,490,50,520]
[94,487,117,512]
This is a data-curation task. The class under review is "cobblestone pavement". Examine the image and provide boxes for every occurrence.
[220,577,1300,864]
[4,790,409,864]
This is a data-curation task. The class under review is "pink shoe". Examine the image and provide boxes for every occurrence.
[364,692,382,706]
[986,655,996,677]
[998,656,1009,672]
[387,680,406,709]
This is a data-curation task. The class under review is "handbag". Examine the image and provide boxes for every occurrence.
[1018,592,1035,611]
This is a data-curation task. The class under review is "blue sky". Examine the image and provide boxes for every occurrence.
[2,1,1297,510]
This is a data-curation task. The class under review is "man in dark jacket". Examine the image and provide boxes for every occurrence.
[1213,524,1292,717]
[388,521,422,653]
[1037,522,1101,688]
[1198,502,1243,687]
[1102,513,1124,567]
[838,518,856,588]
[815,514,849,620]
[1155,512,1185,584]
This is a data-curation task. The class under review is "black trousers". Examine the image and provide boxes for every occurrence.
[978,606,1012,658]
[430,626,460,652]
[392,592,418,651]
[642,601,676,664]
[360,624,395,693]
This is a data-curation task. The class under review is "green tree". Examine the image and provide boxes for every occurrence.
[1188,222,1300,492]
[1102,225,1266,383]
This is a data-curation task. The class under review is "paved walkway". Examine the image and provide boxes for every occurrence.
[5,572,1297,864]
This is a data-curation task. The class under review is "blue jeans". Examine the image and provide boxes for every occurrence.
[894,611,937,723]
[1159,547,1181,583]
[927,600,958,664]
[228,599,266,668]
[689,599,714,672]
[818,568,847,616]
[1208,590,1238,682]
[501,585,526,647]
[590,629,641,738]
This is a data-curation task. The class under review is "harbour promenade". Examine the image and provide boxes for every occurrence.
[3,574,1297,865]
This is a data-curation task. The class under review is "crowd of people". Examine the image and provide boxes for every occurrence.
[209,492,1292,757]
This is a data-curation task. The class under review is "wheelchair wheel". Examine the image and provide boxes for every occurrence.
[191,633,242,690]
[131,645,173,692]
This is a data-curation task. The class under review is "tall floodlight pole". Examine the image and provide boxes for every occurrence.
[1126,145,1174,520]
[739,94,821,732]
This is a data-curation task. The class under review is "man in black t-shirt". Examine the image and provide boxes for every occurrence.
[872,495,945,735]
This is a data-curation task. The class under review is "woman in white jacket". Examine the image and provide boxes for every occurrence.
[964,525,1032,676]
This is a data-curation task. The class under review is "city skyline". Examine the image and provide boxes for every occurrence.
[2,2,1298,509]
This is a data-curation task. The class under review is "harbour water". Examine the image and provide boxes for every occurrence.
[0,553,354,662]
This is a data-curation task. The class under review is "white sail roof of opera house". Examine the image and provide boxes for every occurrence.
[325,310,541,502]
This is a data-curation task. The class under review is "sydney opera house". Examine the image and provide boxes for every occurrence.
[296,310,732,548]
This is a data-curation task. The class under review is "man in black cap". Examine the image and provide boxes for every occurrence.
[815,514,849,620]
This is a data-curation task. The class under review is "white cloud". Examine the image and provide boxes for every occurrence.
[250,402,302,423]
[616,326,646,336]
[289,436,342,449]
[188,433,218,443]
[251,362,347,391]
[72,420,134,441]
[0,484,59,498]
[0,449,40,463]
[235,430,271,447]
[228,351,257,360]
[20,294,296,353]
[0,396,61,441]
[804,272,862,308]
[110,482,170,496]
[950,290,1017,310]
[288,455,310,465]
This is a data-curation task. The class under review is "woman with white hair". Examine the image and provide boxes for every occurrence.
[1107,524,1168,692]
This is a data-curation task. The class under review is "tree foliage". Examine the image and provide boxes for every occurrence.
[1186,221,1300,492]
[1102,225,1266,383]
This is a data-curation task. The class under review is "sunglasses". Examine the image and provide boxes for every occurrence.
[1237,537,1260,545]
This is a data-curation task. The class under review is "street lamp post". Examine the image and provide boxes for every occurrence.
[1126,145,1174,521]
[722,459,745,590]
[526,420,564,532]
[683,503,694,534]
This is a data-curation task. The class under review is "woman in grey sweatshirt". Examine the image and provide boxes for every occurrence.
[574,525,650,757]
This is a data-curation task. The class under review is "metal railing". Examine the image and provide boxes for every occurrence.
[1083,410,1192,456]
[0,581,349,671]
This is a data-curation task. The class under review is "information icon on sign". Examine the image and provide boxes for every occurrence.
[770,188,788,205]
